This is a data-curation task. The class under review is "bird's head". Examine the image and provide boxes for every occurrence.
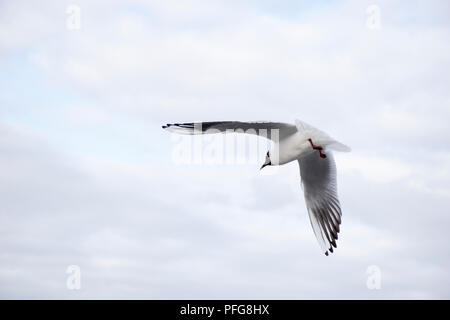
[260,151,272,170]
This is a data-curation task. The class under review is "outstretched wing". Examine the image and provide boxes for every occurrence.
[162,121,297,141]
[298,151,342,256]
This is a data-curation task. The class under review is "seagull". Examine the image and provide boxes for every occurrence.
[162,119,351,256]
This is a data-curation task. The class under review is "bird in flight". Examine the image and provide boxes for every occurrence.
[162,119,351,256]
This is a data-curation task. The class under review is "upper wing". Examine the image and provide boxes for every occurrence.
[162,121,297,141]
[298,151,342,256]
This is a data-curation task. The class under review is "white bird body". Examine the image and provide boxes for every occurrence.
[162,119,350,256]
[270,131,306,165]
[270,130,338,165]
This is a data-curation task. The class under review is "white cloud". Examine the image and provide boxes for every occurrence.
[338,153,413,183]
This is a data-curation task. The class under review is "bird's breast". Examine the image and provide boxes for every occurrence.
[271,132,310,165]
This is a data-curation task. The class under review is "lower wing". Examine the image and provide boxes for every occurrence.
[298,151,342,256]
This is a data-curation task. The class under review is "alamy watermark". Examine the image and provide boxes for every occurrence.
[168,125,280,172]
[366,5,381,30]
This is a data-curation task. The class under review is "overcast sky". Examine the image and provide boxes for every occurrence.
[1,0,450,299]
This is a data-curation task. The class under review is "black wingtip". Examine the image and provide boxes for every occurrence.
[325,251,329,256]
[331,240,337,248]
